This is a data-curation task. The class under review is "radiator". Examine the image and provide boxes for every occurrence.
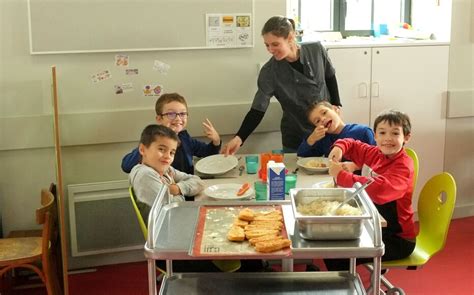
[68,180,144,257]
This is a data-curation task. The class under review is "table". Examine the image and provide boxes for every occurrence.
[196,153,333,201]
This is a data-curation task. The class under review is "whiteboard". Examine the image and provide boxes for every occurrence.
[27,0,254,55]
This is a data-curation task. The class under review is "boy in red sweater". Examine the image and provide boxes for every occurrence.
[326,110,415,269]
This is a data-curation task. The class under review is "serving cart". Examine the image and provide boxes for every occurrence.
[144,184,384,295]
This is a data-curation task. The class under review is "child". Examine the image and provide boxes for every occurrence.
[129,124,205,221]
[297,101,375,157]
[325,110,416,270]
[122,92,221,175]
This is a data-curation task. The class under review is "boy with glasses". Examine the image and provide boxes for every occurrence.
[122,93,221,177]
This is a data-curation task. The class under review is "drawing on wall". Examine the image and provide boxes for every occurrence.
[115,54,129,67]
[91,69,112,83]
[206,13,252,47]
[143,84,163,96]
[125,68,139,75]
[153,60,171,75]
[114,82,134,95]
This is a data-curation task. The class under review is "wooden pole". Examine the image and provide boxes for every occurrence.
[51,65,69,295]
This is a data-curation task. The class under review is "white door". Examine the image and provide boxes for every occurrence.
[327,47,372,126]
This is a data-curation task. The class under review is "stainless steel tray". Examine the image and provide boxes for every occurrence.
[160,272,366,295]
[290,188,371,240]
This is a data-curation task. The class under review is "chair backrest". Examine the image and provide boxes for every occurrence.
[129,187,148,240]
[38,189,61,295]
[416,172,456,259]
[405,147,419,189]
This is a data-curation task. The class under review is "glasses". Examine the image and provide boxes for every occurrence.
[160,112,188,120]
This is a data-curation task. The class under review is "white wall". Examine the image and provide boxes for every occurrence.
[0,0,285,268]
[445,0,474,218]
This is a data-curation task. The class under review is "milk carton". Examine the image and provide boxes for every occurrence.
[267,160,286,200]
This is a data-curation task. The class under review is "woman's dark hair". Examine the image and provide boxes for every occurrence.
[373,110,412,136]
[139,124,180,147]
[261,15,295,38]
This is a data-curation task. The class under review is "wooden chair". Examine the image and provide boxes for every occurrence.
[0,189,61,294]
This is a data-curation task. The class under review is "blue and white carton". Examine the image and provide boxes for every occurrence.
[267,160,286,200]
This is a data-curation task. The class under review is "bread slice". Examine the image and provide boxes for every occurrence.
[227,225,245,242]
[249,234,283,246]
[233,218,249,228]
[254,238,291,253]
[238,208,255,221]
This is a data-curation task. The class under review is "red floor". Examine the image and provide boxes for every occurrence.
[6,216,474,295]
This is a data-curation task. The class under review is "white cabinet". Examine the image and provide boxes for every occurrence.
[328,45,449,198]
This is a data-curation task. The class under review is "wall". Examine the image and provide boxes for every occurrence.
[0,0,285,269]
[445,0,474,218]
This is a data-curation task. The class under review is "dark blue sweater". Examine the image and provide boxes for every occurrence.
[121,130,220,174]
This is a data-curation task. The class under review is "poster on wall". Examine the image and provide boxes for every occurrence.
[206,13,252,48]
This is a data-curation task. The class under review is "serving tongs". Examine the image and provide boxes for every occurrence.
[330,178,375,215]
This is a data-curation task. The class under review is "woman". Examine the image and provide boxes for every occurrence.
[222,15,342,154]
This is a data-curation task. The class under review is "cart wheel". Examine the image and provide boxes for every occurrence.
[386,287,405,295]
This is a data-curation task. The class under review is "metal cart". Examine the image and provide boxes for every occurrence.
[144,185,384,295]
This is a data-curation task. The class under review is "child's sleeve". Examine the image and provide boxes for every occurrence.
[297,137,322,157]
[189,137,221,158]
[121,147,140,173]
[172,168,205,196]
[130,167,166,207]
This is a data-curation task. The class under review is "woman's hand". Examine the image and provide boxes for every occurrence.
[306,125,328,145]
[202,118,220,146]
[221,136,242,155]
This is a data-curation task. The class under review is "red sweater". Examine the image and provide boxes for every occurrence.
[334,139,416,240]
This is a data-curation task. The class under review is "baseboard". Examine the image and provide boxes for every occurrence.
[452,203,474,219]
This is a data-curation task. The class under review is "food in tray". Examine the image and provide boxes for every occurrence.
[233,218,249,228]
[226,208,291,253]
[297,199,362,216]
[255,238,292,253]
[227,225,246,241]
[305,159,327,168]
[238,208,255,221]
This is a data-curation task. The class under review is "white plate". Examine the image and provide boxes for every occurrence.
[297,157,329,174]
[195,154,238,175]
[204,183,255,200]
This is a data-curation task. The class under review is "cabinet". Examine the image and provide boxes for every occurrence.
[327,45,449,198]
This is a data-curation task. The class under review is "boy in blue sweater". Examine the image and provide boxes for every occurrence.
[122,92,221,175]
[297,101,375,158]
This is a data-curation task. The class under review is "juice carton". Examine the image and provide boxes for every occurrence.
[267,161,286,200]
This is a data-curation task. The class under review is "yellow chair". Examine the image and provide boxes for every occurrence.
[129,187,241,273]
[0,189,61,295]
[129,187,148,240]
[405,147,419,189]
[367,172,457,294]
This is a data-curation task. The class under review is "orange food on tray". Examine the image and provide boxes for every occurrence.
[237,182,251,196]
[227,208,291,253]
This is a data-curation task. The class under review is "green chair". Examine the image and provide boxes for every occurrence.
[367,172,457,294]
[405,147,419,189]
[129,187,148,240]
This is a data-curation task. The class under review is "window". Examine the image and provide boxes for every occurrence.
[288,0,411,37]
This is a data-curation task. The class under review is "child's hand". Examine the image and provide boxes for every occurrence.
[306,125,328,145]
[328,159,343,178]
[341,161,360,173]
[202,118,220,146]
[328,146,343,162]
